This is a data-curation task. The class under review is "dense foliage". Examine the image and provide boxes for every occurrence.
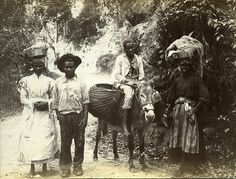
[0,0,31,116]
[67,0,104,46]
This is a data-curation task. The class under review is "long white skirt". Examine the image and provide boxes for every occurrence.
[18,110,59,164]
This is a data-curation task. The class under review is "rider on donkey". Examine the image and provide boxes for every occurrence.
[113,38,145,135]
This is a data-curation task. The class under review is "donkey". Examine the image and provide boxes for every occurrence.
[90,82,160,172]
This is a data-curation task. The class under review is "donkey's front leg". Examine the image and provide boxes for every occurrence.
[128,134,136,172]
[93,118,102,161]
[112,130,119,161]
[139,129,148,171]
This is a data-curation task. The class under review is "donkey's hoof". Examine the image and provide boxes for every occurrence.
[141,165,149,172]
[114,156,120,161]
[93,157,98,161]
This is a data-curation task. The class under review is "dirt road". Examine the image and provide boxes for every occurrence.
[0,73,175,178]
[0,112,175,178]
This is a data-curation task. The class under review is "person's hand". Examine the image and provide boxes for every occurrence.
[55,110,63,120]
[161,113,169,128]
[187,106,196,116]
[34,101,48,111]
[37,101,48,110]
[127,79,139,87]
[34,101,40,107]
[185,105,196,124]
[80,117,87,128]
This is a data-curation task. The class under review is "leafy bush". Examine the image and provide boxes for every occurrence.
[67,0,104,46]
[0,0,31,117]
[96,53,117,74]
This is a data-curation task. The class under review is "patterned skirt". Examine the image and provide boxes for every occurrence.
[169,97,199,154]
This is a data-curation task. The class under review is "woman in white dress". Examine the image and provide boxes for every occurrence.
[18,47,59,176]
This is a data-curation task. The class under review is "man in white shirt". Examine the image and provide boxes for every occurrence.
[113,38,145,135]
[53,54,89,177]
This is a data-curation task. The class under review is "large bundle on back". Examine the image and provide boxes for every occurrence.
[89,83,124,118]
[166,35,204,77]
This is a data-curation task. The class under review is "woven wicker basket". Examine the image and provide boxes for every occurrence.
[89,83,124,118]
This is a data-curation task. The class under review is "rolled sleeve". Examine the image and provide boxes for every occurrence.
[114,56,126,82]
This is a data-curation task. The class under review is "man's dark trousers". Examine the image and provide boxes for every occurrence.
[58,111,85,171]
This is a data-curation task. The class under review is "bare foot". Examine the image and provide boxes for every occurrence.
[27,170,36,177]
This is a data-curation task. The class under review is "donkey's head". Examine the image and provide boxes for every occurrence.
[135,82,161,124]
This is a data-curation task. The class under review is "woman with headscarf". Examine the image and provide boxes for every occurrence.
[165,49,210,176]
[18,46,59,177]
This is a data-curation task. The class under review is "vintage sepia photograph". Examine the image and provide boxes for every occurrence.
[0,0,236,178]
